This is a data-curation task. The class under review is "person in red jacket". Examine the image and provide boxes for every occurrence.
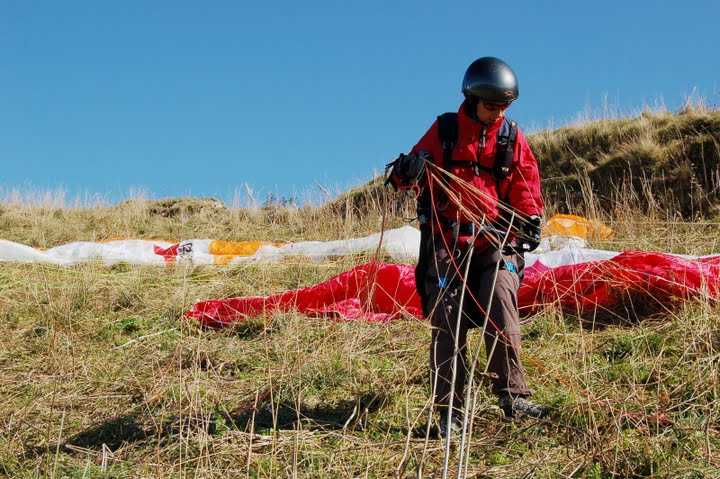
[387,57,547,437]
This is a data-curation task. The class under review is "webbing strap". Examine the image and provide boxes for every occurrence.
[427,113,519,225]
[494,120,517,180]
[437,114,517,182]
[437,112,459,168]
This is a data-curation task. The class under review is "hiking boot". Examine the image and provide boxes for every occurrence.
[438,413,463,439]
[498,394,548,419]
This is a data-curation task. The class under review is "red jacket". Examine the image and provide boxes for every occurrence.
[410,103,543,227]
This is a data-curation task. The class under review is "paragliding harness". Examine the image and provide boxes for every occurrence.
[415,113,519,310]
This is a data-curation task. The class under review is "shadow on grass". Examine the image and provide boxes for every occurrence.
[225,391,394,432]
[68,414,150,449]
[23,414,151,458]
[23,391,399,458]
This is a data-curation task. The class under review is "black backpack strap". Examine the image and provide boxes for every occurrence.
[415,114,456,228]
[493,118,518,181]
[437,116,518,181]
[417,113,457,306]
[437,112,458,167]
[418,112,457,223]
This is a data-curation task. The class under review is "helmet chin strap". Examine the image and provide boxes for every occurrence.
[463,97,480,121]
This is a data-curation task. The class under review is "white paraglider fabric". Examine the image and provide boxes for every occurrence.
[0,227,421,266]
[0,239,172,266]
[0,225,707,268]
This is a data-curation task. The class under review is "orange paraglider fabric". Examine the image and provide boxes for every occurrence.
[543,214,613,241]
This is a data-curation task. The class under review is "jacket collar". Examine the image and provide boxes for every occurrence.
[457,101,504,137]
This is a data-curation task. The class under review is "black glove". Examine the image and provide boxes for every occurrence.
[385,151,431,190]
[519,215,542,252]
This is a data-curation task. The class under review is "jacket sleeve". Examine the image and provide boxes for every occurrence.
[388,120,441,190]
[410,120,442,162]
[507,130,544,217]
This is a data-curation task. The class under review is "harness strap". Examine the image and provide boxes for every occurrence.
[419,113,519,228]
[494,120,517,184]
[437,115,518,181]
[437,113,459,168]
[415,112,458,226]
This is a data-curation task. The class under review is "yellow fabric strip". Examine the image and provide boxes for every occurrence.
[544,214,613,240]
[208,240,285,256]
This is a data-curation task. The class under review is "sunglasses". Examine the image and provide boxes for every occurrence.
[481,100,512,112]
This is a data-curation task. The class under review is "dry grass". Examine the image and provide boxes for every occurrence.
[2,107,720,477]
[531,105,720,219]
[3,254,719,477]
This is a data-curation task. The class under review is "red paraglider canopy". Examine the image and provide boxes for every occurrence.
[185,252,720,327]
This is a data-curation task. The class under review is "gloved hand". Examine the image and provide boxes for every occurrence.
[385,150,431,190]
[519,215,542,252]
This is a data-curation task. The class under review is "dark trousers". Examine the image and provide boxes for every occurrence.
[419,243,531,414]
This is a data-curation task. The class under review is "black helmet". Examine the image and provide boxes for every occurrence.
[462,57,519,103]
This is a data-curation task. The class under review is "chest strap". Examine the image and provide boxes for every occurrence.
[436,113,517,182]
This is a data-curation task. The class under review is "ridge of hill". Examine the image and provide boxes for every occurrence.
[331,106,720,220]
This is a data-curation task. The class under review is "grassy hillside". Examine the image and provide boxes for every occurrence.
[533,106,720,218]
[2,108,720,478]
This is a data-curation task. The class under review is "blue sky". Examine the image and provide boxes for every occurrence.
[2,1,718,203]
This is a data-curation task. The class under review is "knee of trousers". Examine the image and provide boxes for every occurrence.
[477,269,518,306]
